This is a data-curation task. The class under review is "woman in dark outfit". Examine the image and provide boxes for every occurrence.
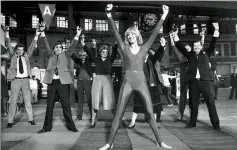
[80,37,118,128]
[100,4,171,150]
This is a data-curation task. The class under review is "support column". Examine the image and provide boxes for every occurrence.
[68,2,76,107]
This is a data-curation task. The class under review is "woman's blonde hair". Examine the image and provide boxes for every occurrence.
[124,27,143,46]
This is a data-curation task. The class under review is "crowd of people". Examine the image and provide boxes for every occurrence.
[1,3,236,150]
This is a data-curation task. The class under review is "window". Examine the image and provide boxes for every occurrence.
[32,15,39,28]
[85,19,93,31]
[193,24,199,34]
[96,20,108,31]
[180,24,186,34]
[115,21,119,31]
[215,44,222,56]
[1,14,5,26]
[158,26,163,34]
[212,43,231,57]
[10,16,17,27]
[57,16,68,28]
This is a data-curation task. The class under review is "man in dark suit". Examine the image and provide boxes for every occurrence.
[229,68,237,99]
[37,26,82,133]
[71,36,93,120]
[213,69,220,100]
[172,22,220,130]
[170,37,190,121]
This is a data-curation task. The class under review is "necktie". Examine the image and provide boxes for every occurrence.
[19,56,24,74]
[55,55,59,76]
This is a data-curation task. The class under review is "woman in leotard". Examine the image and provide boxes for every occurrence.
[100,4,172,150]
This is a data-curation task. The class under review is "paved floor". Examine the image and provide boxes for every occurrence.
[1,88,237,150]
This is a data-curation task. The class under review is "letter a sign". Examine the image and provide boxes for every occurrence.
[39,4,56,27]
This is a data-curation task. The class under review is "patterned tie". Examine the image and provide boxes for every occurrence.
[19,56,24,74]
[55,55,59,76]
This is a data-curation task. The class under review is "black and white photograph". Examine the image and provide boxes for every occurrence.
[1,1,237,150]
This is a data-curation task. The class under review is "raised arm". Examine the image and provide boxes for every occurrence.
[27,28,41,57]
[204,22,219,57]
[106,4,125,50]
[172,30,190,59]
[71,53,82,64]
[143,5,169,52]
[5,26,14,57]
[110,42,118,63]
[170,34,186,63]
[81,37,96,62]
[40,32,53,57]
[66,26,82,56]
[150,37,166,63]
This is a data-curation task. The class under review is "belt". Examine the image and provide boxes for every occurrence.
[15,76,30,79]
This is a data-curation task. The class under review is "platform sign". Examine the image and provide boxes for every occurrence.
[39,4,56,27]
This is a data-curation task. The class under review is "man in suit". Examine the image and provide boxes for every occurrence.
[71,38,93,120]
[37,26,82,133]
[170,39,190,121]
[172,22,220,130]
[5,26,39,128]
[213,69,221,100]
[229,68,237,99]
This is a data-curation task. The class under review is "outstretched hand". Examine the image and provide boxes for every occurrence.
[39,21,46,32]
[76,26,83,37]
[5,26,9,38]
[160,37,166,47]
[106,4,113,12]
[162,5,169,14]
[5,26,9,32]
[200,28,206,36]
[212,22,219,30]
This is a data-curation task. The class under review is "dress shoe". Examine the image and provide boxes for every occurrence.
[214,126,221,131]
[28,120,36,125]
[7,123,13,128]
[156,119,162,123]
[69,128,78,132]
[185,124,196,128]
[127,124,135,129]
[174,119,182,122]
[89,123,96,129]
[37,129,51,134]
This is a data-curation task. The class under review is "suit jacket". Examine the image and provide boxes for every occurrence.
[152,45,165,84]
[42,36,78,84]
[230,73,237,87]
[6,37,37,80]
[175,37,217,83]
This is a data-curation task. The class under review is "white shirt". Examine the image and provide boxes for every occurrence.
[16,56,28,78]
[196,69,201,79]
[30,79,38,90]
[162,74,176,87]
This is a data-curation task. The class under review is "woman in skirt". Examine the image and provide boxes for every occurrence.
[81,36,118,128]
